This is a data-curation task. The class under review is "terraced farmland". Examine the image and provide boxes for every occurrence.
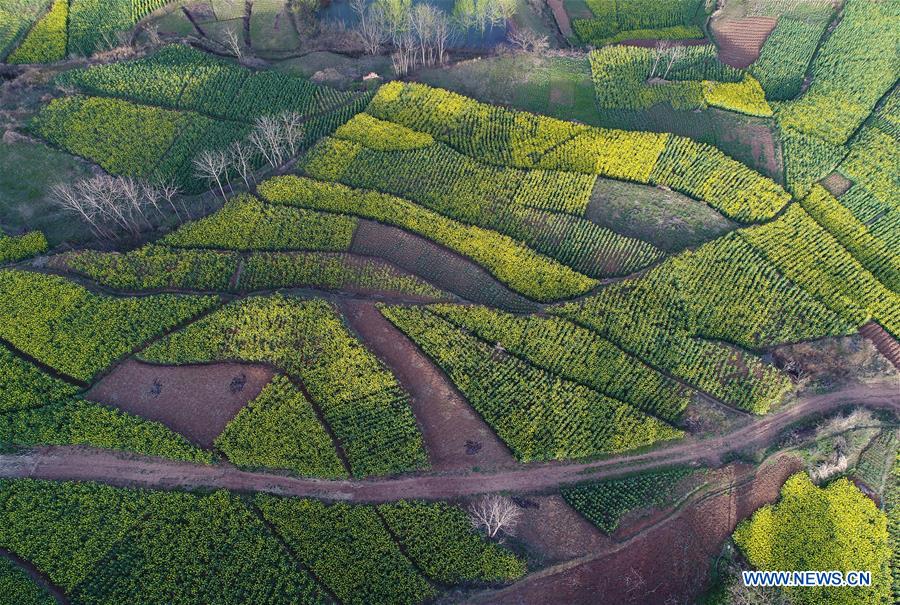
[1,4,897,603]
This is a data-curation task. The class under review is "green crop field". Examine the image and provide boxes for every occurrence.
[1,4,897,602]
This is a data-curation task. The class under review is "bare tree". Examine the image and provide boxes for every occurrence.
[229,140,256,190]
[249,116,285,169]
[352,0,388,55]
[507,28,548,53]
[50,182,111,240]
[51,175,162,240]
[433,9,452,65]
[279,111,306,158]
[662,45,685,80]
[410,4,437,66]
[156,179,185,220]
[649,40,674,79]
[222,27,244,61]
[468,495,522,539]
[193,149,230,200]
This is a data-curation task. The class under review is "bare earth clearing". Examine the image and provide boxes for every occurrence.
[710,16,778,68]
[87,360,275,447]
[467,455,803,604]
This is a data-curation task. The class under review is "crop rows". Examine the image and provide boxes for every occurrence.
[0,556,54,605]
[701,77,772,117]
[589,45,744,112]
[139,295,428,476]
[377,501,527,584]
[366,82,789,222]
[0,480,525,605]
[67,0,169,57]
[6,0,66,64]
[0,0,51,60]
[426,304,693,423]
[55,244,445,298]
[775,0,900,146]
[855,430,898,497]
[750,12,832,101]
[215,374,347,477]
[257,496,435,605]
[304,131,663,277]
[799,186,899,293]
[55,246,239,291]
[0,343,80,413]
[838,88,899,208]
[0,270,217,382]
[58,45,355,123]
[562,467,695,533]
[1,399,213,463]
[0,231,47,264]
[333,113,598,217]
[778,125,846,196]
[259,175,598,302]
[739,203,900,336]
[574,0,704,46]
[647,136,789,221]
[162,194,357,252]
[239,252,446,298]
[381,305,682,462]
[349,220,539,313]
[30,95,249,191]
[553,233,848,413]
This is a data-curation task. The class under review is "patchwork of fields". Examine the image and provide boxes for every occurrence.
[0,0,898,603]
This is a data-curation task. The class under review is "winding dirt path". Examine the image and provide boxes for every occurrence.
[338,299,515,471]
[0,382,896,501]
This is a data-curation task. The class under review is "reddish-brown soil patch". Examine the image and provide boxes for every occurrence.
[859,322,900,370]
[711,16,778,68]
[87,360,274,448]
[548,0,573,38]
[350,220,538,313]
[472,456,803,604]
[339,299,515,471]
[821,171,853,197]
[513,495,612,564]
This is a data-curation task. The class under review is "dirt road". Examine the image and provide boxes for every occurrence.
[0,382,895,501]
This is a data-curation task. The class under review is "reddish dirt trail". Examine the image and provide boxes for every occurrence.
[338,299,516,471]
[860,322,900,370]
[0,382,895,501]
[87,360,274,448]
[466,456,803,604]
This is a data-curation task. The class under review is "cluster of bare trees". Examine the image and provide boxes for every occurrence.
[194,111,306,201]
[352,0,454,75]
[52,111,307,240]
[51,175,183,240]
